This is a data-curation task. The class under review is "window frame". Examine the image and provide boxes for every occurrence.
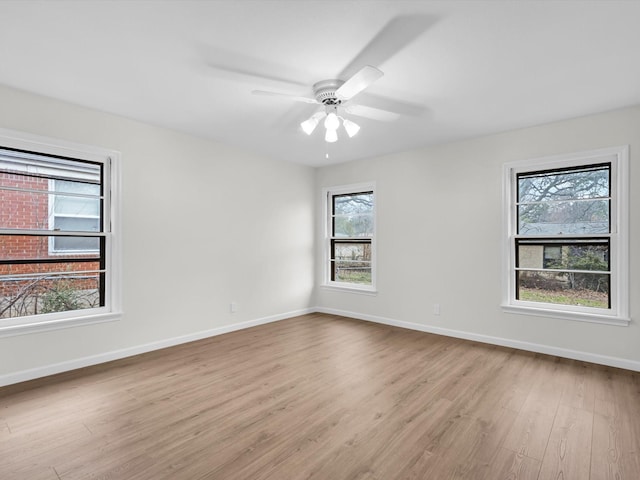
[322,182,377,294]
[0,127,122,336]
[502,146,629,326]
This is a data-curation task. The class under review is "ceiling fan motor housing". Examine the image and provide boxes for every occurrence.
[313,79,345,105]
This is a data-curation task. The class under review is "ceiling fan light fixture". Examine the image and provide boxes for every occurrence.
[342,118,360,138]
[324,112,340,131]
[300,117,318,135]
[251,63,401,149]
[300,111,326,135]
[300,118,317,135]
[325,128,338,143]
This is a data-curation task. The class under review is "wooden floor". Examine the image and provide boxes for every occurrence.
[1,313,639,480]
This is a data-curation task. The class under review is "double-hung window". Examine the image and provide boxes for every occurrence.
[0,129,120,335]
[503,146,629,325]
[324,183,376,292]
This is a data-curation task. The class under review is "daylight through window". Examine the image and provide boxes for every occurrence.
[503,147,629,325]
[325,184,375,290]
[0,146,112,326]
[516,164,611,308]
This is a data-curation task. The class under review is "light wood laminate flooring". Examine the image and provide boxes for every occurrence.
[1,313,639,479]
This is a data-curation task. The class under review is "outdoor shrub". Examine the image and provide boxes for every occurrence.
[41,281,80,314]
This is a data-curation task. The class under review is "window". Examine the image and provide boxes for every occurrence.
[323,183,376,292]
[503,146,629,325]
[0,128,121,335]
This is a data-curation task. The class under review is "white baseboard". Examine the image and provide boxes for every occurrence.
[315,307,640,372]
[0,308,314,387]
[2,305,638,388]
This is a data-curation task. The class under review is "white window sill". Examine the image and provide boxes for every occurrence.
[0,311,122,337]
[501,304,630,327]
[320,284,378,296]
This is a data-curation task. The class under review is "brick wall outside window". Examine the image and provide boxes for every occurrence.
[0,172,98,297]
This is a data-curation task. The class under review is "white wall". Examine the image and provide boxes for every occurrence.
[1,83,638,383]
[316,106,640,368]
[0,85,316,380]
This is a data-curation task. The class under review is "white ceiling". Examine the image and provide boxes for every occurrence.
[1,1,639,167]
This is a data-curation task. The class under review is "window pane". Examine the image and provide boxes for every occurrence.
[0,272,102,319]
[333,192,373,215]
[0,260,100,276]
[518,199,609,235]
[0,148,101,182]
[0,177,100,230]
[0,234,101,259]
[54,180,100,196]
[517,270,609,308]
[517,241,609,272]
[53,180,100,218]
[0,186,49,230]
[0,170,48,190]
[331,241,372,285]
[53,216,100,233]
[332,261,372,285]
[518,166,609,203]
[333,242,371,262]
[333,191,374,237]
[334,214,373,237]
[53,236,100,252]
[53,195,100,217]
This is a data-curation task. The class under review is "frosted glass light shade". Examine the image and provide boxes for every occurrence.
[342,118,360,137]
[325,128,338,143]
[301,117,318,135]
[300,111,326,135]
[324,112,340,131]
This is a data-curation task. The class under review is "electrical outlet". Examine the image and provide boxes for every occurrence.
[433,303,440,315]
[230,302,238,313]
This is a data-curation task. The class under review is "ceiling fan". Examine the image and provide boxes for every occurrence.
[205,15,433,144]
[252,65,399,143]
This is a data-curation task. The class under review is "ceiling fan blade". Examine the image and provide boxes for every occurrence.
[335,65,383,101]
[339,14,436,79]
[207,63,308,90]
[351,92,428,117]
[252,90,319,104]
[344,104,400,122]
